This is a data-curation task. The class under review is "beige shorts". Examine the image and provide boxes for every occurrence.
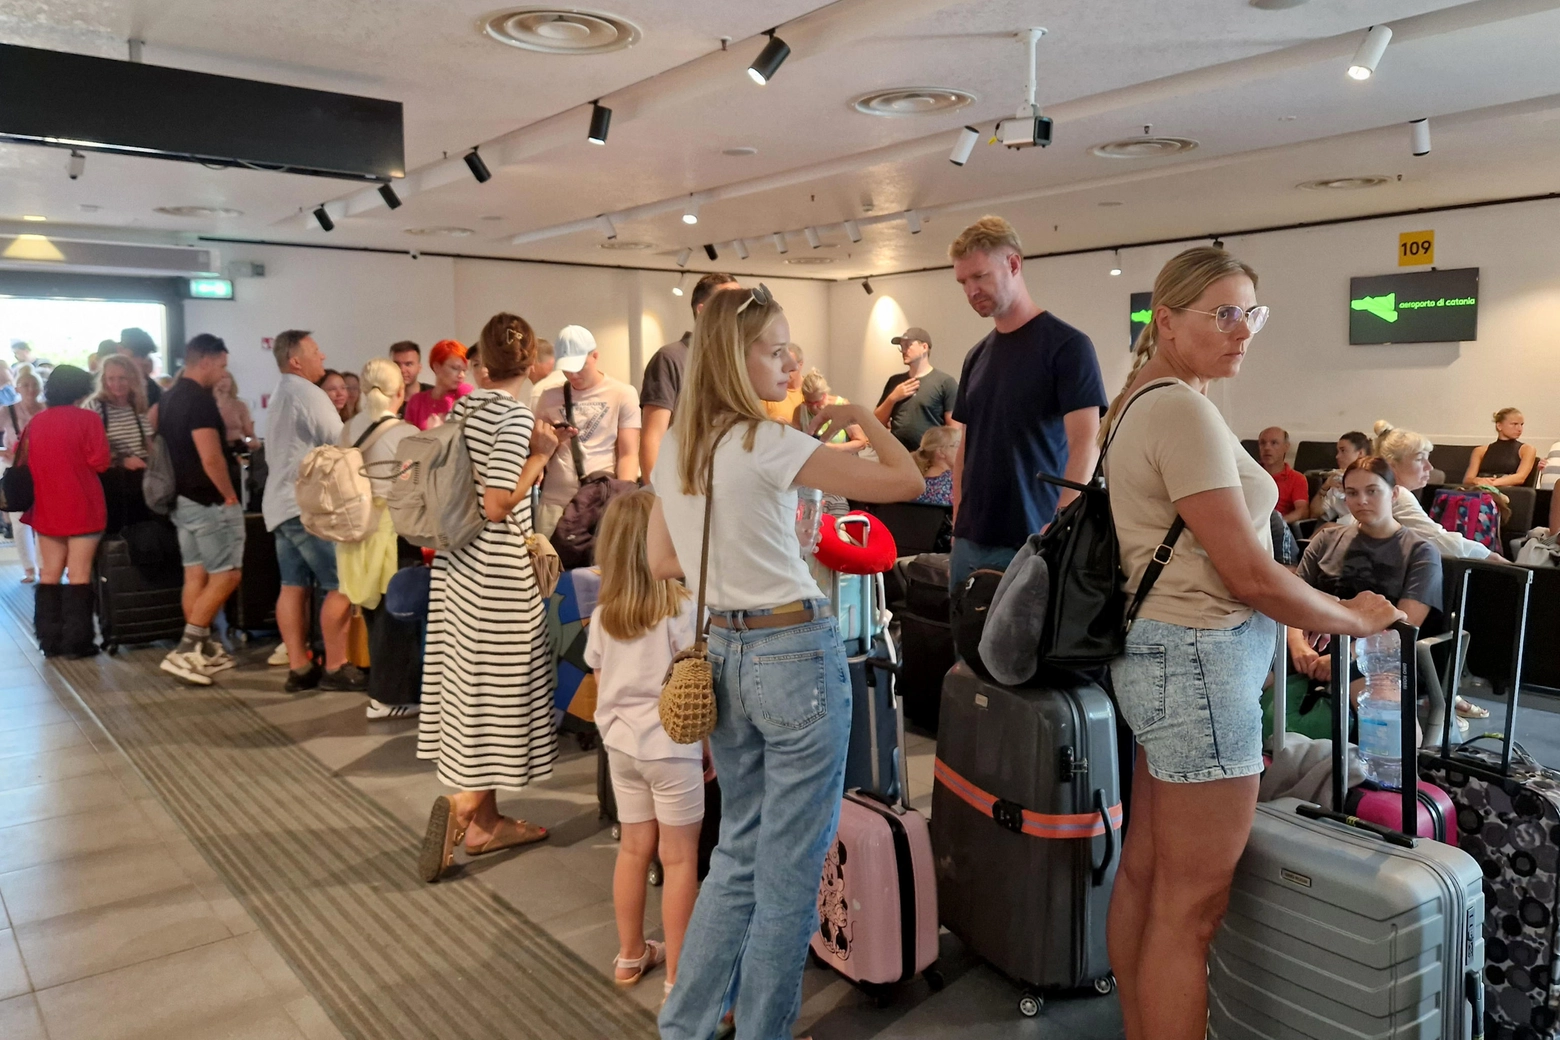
[607,749,705,827]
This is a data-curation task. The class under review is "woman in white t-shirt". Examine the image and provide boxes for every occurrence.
[1102,248,1402,1040]
[648,285,923,1040]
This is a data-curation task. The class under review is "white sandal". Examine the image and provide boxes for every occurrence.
[613,939,665,987]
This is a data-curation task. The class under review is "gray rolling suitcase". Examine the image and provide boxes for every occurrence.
[1208,628,1487,1040]
[930,662,1122,1017]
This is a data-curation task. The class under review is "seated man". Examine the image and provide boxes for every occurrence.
[1258,426,1309,524]
[1540,439,1560,491]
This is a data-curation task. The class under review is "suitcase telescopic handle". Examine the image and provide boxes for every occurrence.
[1091,788,1118,887]
[1328,622,1421,838]
[1295,804,1415,848]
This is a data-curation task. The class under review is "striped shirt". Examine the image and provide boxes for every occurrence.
[98,402,149,462]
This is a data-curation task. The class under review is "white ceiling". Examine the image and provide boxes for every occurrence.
[2,0,1559,280]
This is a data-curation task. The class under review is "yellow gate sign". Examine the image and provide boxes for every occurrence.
[1399,230,1434,266]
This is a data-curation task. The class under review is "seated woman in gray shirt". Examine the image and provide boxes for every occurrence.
[1288,455,1442,703]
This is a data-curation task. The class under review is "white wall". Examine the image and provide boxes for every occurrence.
[184,244,829,435]
[824,199,1560,452]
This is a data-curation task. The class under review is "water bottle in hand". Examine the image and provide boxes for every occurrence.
[796,487,823,559]
[1356,629,1403,790]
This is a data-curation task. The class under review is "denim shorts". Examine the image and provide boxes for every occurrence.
[273,516,339,590]
[172,497,245,574]
[1110,613,1276,784]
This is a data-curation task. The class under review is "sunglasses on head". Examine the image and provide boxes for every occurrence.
[736,283,774,315]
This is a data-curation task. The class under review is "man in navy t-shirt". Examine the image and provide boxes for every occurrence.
[948,216,1108,591]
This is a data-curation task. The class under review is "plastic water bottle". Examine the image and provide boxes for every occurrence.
[1356,629,1404,790]
[796,487,823,559]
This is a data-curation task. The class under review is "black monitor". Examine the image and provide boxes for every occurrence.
[1129,292,1153,350]
[1348,268,1479,345]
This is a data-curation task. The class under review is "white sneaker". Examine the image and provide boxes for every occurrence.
[366,699,419,720]
[161,650,214,686]
[201,645,237,673]
[267,644,289,667]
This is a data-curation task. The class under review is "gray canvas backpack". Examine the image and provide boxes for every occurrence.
[379,399,494,551]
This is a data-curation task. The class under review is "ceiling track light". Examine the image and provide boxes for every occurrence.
[1410,117,1431,156]
[905,210,923,235]
[313,206,335,232]
[772,232,788,255]
[843,220,862,244]
[1211,237,1225,250]
[596,214,617,240]
[1348,24,1392,80]
[682,198,700,225]
[734,239,750,260]
[804,226,822,249]
[588,100,612,145]
[675,247,692,268]
[862,278,874,295]
[949,125,979,166]
[672,273,687,297]
[464,148,492,183]
[378,183,402,210]
[1109,250,1122,277]
[704,243,719,261]
[67,150,86,180]
[748,29,790,85]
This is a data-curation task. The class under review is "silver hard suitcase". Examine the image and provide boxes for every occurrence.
[1208,630,1487,1039]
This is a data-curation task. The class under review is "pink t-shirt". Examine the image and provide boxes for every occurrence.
[402,383,472,431]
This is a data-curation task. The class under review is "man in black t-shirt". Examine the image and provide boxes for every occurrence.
[639,272,740,485]
[157,334,245,686]
[118,327,163,408]
[873,326,958,452]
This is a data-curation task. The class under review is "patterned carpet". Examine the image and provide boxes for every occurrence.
[0,576,658,1040]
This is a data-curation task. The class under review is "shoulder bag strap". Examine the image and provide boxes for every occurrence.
[6,404,16,445]
[1106,379,1187,629]
[96,399,109,427]
[562,382,587,482]
[691,435,718,654]
[351,415,396,451]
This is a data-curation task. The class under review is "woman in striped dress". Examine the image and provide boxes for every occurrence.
[92,354,155,535]
[418,312,572,883]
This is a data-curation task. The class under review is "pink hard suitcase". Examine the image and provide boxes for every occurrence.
[810,629,943,1002]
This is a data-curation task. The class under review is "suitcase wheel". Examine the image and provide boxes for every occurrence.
[1018,992,1044,1017]
[647,859,663,887]
[923,967,944,992]
[859,982,894,1010]
[1092,974,1116,996]
[102,642,119,656]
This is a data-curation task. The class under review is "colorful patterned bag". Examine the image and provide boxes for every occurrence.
[1430,488,1502,553]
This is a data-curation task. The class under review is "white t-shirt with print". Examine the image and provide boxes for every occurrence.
[584,597,701,762]
[536,374,641,506]
[652,422,825,613]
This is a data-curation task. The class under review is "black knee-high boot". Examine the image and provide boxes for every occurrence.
[60,584,100,658]
[34,584,64,656]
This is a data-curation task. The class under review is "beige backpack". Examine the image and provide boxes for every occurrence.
[296,417,397,543]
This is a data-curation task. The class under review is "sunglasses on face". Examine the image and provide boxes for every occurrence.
[1172,304,1270,335]
[736,283,773,315]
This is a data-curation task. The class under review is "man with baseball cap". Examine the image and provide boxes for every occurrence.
[874,326,959,452]
[533,325,642,536]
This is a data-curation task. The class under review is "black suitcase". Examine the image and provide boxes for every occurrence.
[931,662,1121,1016]
[363,601,422,705]
[93,535,185,652]
[1419,561,1559,1040]
[894,553,954,733]
[225,512,280,637]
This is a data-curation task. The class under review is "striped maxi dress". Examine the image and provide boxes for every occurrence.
[417,388,558,790]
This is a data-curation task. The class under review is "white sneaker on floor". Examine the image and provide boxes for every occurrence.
[267,644,289,667]
[201,645,237,673]
[161,649,214,686]
[365,699,419,720]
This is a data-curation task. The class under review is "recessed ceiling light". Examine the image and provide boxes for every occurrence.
[1297,176,1391,191]
[1279,115,1298,122]
[1091,137,1199,159]
[155,206,243,218]
[481,8,642,54]
[1097,201,1124,207]
[784,256,835,265]
[853,88,977,117]
[403,226,475,237]
[79,204,100,213]
[722,147,758,157]
[480,214,504,221]
[21,215,46,222]
[598,240,653,251]
[1250,0,1310,8]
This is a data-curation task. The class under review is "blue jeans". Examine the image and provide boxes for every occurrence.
[172,497,245,574]
[948,537,1018,595]
[273,516,339,590]
[659,609,852,1040]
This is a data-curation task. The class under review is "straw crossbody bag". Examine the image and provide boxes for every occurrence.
[659,452,717,744]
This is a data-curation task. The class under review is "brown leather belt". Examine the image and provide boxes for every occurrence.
[708,601,817,630]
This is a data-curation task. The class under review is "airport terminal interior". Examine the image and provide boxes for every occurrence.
[2,2,1560,1038]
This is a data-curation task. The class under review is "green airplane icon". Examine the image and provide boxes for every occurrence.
[1130,309,1153,324]
[1351,293,1398,322]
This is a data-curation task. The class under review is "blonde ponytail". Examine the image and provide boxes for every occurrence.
[359,357,403,421]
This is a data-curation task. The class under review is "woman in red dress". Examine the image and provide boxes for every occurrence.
[23,366,111,657]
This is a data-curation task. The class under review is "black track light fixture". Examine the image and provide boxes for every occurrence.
[861,278,874,295]
[588,101,612,146]
[748,30,790,85]
[704,243,719,261]
[1211,237,1225,250]
[378,183,402,210]
[464,148,492,184]
[313,206,334,232]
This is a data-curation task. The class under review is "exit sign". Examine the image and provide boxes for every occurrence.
[188,277,234,299]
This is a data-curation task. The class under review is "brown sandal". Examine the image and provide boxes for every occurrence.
[417,795,468,883]
[464,816,548,856]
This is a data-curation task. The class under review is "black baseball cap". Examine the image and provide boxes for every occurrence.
[891,327,931,348]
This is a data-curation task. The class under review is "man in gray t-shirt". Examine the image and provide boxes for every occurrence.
[873,326,958,451]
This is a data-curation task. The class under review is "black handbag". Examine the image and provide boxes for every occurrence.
[0,424,34,513]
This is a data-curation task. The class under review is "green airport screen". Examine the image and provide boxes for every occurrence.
[1129,291,1153,350]
[1348,267,1478,344]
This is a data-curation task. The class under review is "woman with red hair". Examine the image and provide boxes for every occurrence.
[402,339,472,430]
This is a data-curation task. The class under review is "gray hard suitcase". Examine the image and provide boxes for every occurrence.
[930,662,1122,1016]
[1208,630,1487,1040]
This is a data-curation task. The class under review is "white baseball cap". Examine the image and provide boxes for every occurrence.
[555,325,597,373]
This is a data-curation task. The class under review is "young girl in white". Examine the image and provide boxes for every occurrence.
[585,489,703,1000]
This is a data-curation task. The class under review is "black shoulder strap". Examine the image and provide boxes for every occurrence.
[352,415,396,450]
[1107,379,1187,629]
[562,381,587,481]
[96,399,109,426]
